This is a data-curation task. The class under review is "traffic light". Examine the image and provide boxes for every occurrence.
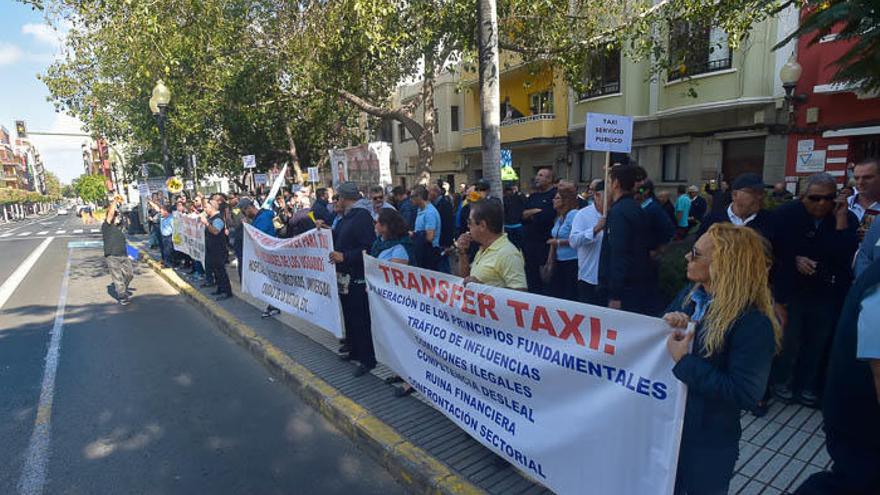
[15,120,27,138]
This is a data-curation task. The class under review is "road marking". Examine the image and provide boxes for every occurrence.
[37,231,48,235]
[90,229,99,233]
[17,248,71,495]
[18,232,32,237]
[72,229,83,234]
[55,230,66,234]
[0,237,53,310]
[0,233,11,238]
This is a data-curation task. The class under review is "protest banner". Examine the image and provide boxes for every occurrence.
[171,212,206,267]
[365,256,687,495]
[242,224,343,337]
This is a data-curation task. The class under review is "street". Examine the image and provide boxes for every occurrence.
[0,212,408,495]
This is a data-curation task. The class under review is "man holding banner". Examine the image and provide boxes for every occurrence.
[237,198,282,319]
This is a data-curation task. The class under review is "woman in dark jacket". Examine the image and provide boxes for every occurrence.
[664,223,781,494]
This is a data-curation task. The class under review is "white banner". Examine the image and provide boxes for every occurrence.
[171,212,206,267]
[365,256,687,495]
[242,224,343,338]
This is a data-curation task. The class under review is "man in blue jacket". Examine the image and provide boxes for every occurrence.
[238,197,280,318]
[329,182,377,377]
[598,164,653,314]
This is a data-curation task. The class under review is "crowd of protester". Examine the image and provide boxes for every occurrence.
[139,157,880,495]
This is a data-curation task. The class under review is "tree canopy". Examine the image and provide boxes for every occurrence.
[72,174,109,204]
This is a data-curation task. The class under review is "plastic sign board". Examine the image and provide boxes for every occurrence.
[308,167,320,183]
[796,149,826,173]
[585,112,633,153]
[254,173,268,185]
[242,154,257,169]
[500,149,512,168]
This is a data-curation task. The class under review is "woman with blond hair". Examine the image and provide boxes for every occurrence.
[665,223,781,494]
[546,181,580,301]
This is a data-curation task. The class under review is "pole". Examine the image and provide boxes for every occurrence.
[603,151,611,215]
[158,105,171,202]
[191,153,199,194]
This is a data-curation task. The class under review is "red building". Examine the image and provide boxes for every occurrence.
[784,23,880,191]
[83,138,115,191]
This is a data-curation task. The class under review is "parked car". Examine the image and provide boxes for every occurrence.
[57,207,69,215]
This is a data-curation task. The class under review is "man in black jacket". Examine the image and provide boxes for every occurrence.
[522,168,557,294]
[772,173,860,406]
[697,173,775,238]
[329,182,377,377]
[312,187,334,225]
[429,183,454,272]
[794,260,880,495]
[598,164,653,314]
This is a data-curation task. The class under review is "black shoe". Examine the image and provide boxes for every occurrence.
[752,399,771,417]
[384,376,404,385]
[393,385,414,398]
[774,384,794,402]
[799,390,820,408]
[353,365,374,377]
[118,296,131,306]
[338,344,352,354]
[214,293,232,301]
[200,282,216,288]
[338,353,354,362]
[262,307,281,318]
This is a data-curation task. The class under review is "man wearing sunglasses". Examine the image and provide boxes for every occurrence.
[772,173,860,407]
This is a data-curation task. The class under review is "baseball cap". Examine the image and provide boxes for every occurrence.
[238,197,256,210]
[731,173,766,191]
[475,179,491,191]
[337,181,361,200]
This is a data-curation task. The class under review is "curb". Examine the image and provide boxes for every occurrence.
[138,250,486,495]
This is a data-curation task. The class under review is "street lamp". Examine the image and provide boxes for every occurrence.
[779,57,806,126]
[150,79,172,198]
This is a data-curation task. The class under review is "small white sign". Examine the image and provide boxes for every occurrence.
[242,154,256,169]
[796,149,826,173]
[185,180,195,191]
[797,139,815,153]
[585,112,634,153]
[254,173,268,186]
[308,166,320,183]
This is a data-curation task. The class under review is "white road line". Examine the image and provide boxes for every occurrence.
[17,248,72,495]
[0,237,53,310]
[0,233,11,238]
[55,230,66,235]
[90,229,99,233]
[18,232,32,237]
[72,229,83,234]
[37,231,49,236]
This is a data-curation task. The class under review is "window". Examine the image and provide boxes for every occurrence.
[668,20,731,81]
[434,109,439,134]
[398,123,411,142]
[580,47,621,100]
[662,144,688,182]
[450,106,460,132]
[529,90,554,115]
[579,151,605,182]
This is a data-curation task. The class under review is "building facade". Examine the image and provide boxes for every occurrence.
[15,138,46,194]
[1,126,27,190]
[783,15,880,191]
[387,9,802,192]
[82,138,115,191]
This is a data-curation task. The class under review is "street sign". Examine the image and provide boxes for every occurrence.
[242,154,256,169]
[585,112,633,153]
[796,149,826,173]
[254,173,268,185]
[307,167,320,183]
[141,164,149,177]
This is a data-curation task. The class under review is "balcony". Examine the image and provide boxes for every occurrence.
[462,113,562,148]
[667,56,733,82]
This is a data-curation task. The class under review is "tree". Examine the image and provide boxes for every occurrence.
[62,184,76,198]
[776,0,880,93]
[43,171,62,199]
[72,174,108,204]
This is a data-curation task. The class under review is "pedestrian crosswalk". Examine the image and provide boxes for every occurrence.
[0,226,102,240]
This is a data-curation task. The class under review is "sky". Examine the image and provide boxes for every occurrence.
[0,1,88,185]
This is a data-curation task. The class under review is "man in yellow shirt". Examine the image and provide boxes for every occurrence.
[455,199,527,290]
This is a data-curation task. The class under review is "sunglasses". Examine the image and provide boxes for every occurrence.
[806,194,836,203]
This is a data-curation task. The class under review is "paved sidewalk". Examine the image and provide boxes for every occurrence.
[135,240,831,495]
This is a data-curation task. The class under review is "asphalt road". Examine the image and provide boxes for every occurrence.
[0,213,408,494]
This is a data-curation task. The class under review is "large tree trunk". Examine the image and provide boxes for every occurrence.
[284,122,304,184]
[478,0,502,199]
[415,50,437,185]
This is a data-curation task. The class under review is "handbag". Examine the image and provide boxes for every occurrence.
[539,243,557,285]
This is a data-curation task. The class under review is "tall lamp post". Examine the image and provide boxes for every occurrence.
[149,79,172,200]
[779,57,806,128]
